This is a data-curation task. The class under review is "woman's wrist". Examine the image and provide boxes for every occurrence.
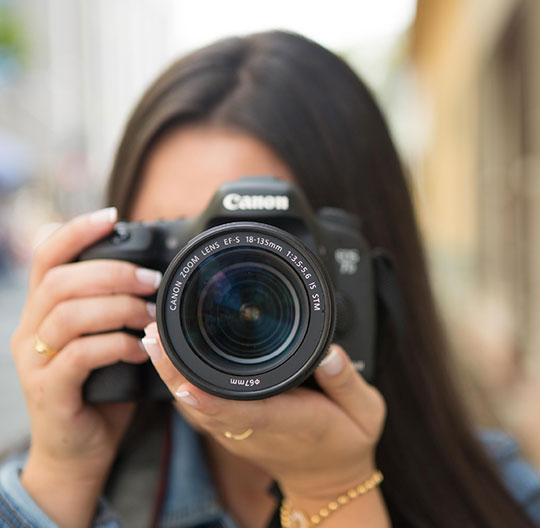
[280,466,390,528]
[21,450,113,528]
[279,455,377,502]
[281,486,390,528]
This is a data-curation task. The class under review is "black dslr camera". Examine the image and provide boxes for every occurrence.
[80,176,381,402]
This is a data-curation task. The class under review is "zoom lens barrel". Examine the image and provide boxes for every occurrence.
[156,222,335,400]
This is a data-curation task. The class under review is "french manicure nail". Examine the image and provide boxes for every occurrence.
[318,345,343,376]
[144,322,158,337]
[138,339,147,354]
[89,207,117,225]
[141,337,162,361]
[136,268,162,289]
[146,302,157,319]
[175,389,199,408]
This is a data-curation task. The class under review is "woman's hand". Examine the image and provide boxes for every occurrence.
[143,322,389,527]
[10,208,161,528]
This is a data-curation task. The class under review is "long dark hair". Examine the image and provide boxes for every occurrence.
[107,31,534,527]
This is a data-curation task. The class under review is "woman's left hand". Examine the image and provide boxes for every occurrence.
[142,322,386,505]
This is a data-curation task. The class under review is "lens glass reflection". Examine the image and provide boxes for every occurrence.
[181,248,309,369]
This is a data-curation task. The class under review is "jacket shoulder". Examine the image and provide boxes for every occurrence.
[480,429,540,525]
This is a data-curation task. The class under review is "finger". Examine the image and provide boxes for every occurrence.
[140,322,190,392]
[141,322,265,428]
[171,380,274,433]
[141,323,319,435]
[44,332,148,410]
[314,344,386,438]
[171,382,340,456]
[22,260,161,332]
[34,296,156,365]
[29,207,118,293]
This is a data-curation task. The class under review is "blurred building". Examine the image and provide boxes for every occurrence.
[412,0,540,463]
[0,0,188,211]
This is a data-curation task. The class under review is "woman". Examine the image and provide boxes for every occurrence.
[2,31,539,528]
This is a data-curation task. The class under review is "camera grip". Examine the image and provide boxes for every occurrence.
[83,362,171,403]
[78,222,159,269]
[78,223,171,403]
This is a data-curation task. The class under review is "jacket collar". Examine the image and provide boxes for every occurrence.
[159,410,237,528]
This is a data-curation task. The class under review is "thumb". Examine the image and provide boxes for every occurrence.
[314,344,386,439]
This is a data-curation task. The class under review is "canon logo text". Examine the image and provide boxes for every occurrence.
[222,193,290,211]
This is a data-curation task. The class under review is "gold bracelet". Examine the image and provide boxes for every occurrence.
[280,470,383,528]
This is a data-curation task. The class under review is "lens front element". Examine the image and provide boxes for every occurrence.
[182,249,309,370]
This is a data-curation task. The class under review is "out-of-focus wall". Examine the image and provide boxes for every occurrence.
[1,2,199,447]
[411,0,540,465]
[411,0,518,289]
[1,0,193,208]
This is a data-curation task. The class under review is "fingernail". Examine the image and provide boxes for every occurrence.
[175,388,199,408]
[146,302,157,319]
[144,322,158,337]
[136,268,162,289]
[138,339,148,354]
[141,337,162,361]
[90,207,117,225]
[318,345,343,376]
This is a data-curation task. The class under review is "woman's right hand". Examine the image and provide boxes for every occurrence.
[10,208,161,528]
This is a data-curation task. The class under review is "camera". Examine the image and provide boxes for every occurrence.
[80,176,378,401]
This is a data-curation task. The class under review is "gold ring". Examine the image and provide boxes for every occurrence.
[224,428,254,441]
[34,334,58,359]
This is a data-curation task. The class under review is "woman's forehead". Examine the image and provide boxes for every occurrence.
[130,125,293,221]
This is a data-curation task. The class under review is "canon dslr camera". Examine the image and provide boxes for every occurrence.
[80,176,381,402]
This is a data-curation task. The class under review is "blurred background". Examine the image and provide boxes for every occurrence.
[1,0,539,465]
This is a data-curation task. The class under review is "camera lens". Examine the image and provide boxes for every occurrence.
[157,222,335,400]
[181,249,309,371]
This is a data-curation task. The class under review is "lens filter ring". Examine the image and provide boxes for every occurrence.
[156,222,335,400]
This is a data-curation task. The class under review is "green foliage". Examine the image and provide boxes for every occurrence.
[0,6,26,61]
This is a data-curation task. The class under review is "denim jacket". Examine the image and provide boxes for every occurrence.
[1,413,540,527]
